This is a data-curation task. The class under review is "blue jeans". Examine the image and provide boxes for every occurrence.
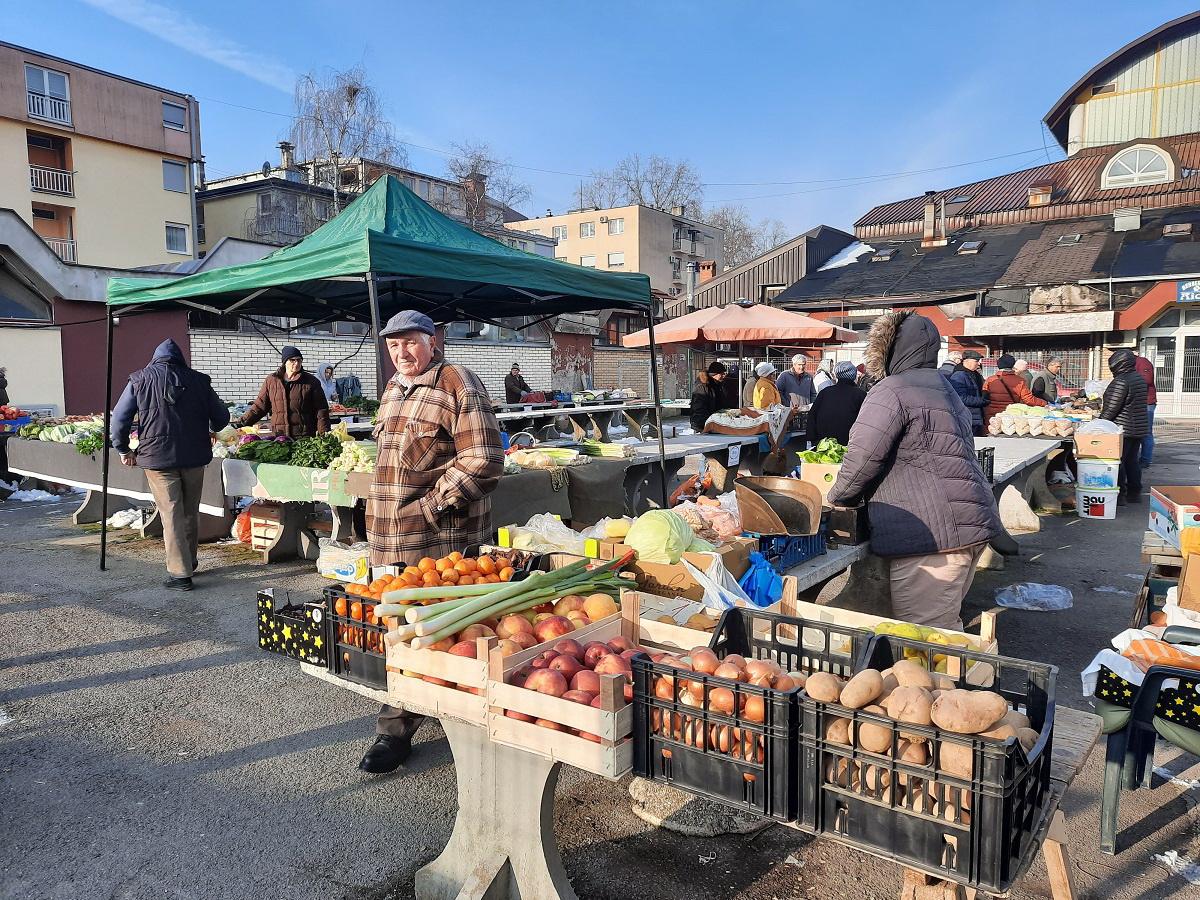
[1141,405,1155,466]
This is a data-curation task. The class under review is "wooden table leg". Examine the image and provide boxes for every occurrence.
[1042,809,1079,900]
[415,718,577,900]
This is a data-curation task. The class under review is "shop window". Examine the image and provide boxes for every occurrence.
[1150,308,1181,328]
[1143,336,1176,391]
[1183,336,1200,393]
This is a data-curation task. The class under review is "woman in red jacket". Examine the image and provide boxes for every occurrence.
[982,354,1047,422]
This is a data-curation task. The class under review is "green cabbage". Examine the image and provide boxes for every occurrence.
[625,510,697,564]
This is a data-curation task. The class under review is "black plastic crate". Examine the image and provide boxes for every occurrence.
[758,529,827,574]
[324,585,388,688]
[798,636,1057,893]
[976,447,995,483]
[632,608,874,821]
[257,588,327,666]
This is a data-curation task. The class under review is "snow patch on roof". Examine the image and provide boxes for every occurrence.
[818,241,874,270]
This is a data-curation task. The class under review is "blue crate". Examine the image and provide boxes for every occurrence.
[0,416,31,434]
[752,528,827,573]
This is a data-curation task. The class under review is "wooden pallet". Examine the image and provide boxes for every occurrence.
[1141,530,1183,566]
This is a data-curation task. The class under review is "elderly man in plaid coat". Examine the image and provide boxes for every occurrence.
[359,310,504,774]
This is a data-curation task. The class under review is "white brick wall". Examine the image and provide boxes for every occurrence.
[190,330,551,403]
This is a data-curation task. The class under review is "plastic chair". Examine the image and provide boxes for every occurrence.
[1099,625,1200,854]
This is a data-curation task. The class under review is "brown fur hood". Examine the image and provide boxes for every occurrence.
[864,310,909,381]
[864,310,940,381]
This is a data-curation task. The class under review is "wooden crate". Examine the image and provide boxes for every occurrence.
[486,594,651,779]
[634,592,719,652]
[384,633,495,724]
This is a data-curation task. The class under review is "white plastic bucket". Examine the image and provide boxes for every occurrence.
[1076,488,1118,520]
[1077,458,1120,490]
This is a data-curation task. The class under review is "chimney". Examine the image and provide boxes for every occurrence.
[463,170,488,199]
[671,204,686,217]
[921,191,948,248]
[699,260,717,283]
[278,141,295,169]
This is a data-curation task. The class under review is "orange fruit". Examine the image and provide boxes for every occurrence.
[462,558,478,572]
[441,568,460,583]
[402,572,421,586]
[422,571,440,586]
[499,567,515,582]
[459,574,475,586]
[365,604,378,625]
[485,574,500,584]
[448,551,464,563]
[453,560,471,575]
[334,596,348,617]
[403,566,422,579]
[350,601,363,622]
[435,558,451,573]
[418,558,436,573]
[477,556,497,576]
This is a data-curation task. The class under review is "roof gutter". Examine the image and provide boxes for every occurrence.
[1078,272,1200,285]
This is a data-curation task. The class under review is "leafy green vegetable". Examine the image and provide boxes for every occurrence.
[799,438,846,464]
[343,396,380,415]
[288,434,342,469]
[235,439,293,464]
[75,432,105,456]
[624,510,698,564]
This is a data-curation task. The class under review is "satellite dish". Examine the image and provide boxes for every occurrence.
[261,162,272,177]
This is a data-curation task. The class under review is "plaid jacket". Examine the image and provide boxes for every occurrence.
[366,362,503,566]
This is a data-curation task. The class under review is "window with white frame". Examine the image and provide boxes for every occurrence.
[580,255,596,267]
[552,225,567,241]
[1101,145,1173,189]
[162,101,187,130]
[162,160,187,192]
[555,256,568,262]
[579,221,595,239]
[25,64,71,124]
[165,222,189,254]
[607,217,624,235]
[607,251,625,268]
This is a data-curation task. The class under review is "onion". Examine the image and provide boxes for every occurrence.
[713,662,745,682]
[691,649,720,675]
[709,687,736,715]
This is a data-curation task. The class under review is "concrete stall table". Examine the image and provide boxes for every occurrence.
[6,438,232,541]
[497,400,685,443]
[974,437,1068,534]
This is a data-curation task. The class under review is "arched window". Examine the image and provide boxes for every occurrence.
[1101,145,1173,189]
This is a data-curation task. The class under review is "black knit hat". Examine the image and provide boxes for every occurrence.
[997,353,1016,369]
[281,345,302,364]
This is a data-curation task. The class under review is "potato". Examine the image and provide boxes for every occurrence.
[938,741,974,779]
[931,673,956,692]
[857,704,893,754]
[1001,709,1031,731]
[859,764,892,797]
[826,757,852,787]
[825,716,854,746]
[786,670,809,688]
[892,659,935,690]
[1016,727,1039,753]
[930,689,1009,734]
[881,670,900,695]
[840,669,884,709]
[981,723,1017,742]
[805,671,843,703]
[885,686,934,739]
[896,737,930,766]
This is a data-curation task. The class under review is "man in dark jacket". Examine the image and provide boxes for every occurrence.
[1135,354,1157,467]
[938,351,962,378]
[504,364,532,404]
[948,350,987,435]
[828,312,1003,630]
[689,362,727,432]
[1030,357,1063,404]
[776,355,816,408]
[111,339,230,590]
[236,347,330,438]
[806,361,866,447]
[1100,349,1150,504]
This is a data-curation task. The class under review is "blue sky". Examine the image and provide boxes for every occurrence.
[4,1,1197,234]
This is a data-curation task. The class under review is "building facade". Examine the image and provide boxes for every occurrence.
[0,42,200,269]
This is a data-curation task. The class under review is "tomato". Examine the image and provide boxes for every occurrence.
[334,596,348,617]
[350,601,363,622]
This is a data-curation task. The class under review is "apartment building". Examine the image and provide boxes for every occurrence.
[507,204,725,297]
[0,42,200,268]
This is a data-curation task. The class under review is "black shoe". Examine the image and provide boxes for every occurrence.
[164,577,193,591]
[1117,495,1128,507]
[358,734,413,774]
[1126,493,1143,504]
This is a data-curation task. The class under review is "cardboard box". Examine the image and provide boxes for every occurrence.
[1075,431,1123,460]
[1179,554,1200,613]
[798,462,842,501]
[588,537,757,602]
[1149,485,1200,555]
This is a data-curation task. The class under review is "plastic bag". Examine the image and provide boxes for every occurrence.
[738,552,784,608]
[1076,419,1120,435]
[695,493,742,540]
[507,514,586,555]
[995,582,1073,611]
[680,555,752,610]
[579,517,634,542]
[316,537,371,583]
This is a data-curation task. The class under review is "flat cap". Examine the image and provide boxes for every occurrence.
[379,310,436,338]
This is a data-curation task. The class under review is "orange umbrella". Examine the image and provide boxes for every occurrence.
[622,302,857,348]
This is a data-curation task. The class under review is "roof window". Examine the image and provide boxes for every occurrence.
[1163,223,1193,237]
[948,194,972,204]
[1102,145,1173,189]
[1056,234,1082,246]
[957,240,985,255]
[870,247,899,262]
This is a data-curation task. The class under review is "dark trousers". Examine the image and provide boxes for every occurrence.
[1119,436,1144,498]
[377,704,426,738]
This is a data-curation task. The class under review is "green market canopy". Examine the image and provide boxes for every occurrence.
[106,174,651,324]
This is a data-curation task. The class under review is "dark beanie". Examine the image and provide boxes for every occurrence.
[997,353,1015,370]
[707,361,727,375]
[281,345,302,364]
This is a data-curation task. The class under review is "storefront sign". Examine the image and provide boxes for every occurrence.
[1179,280,1200,303]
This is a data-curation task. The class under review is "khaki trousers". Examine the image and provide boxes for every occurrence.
[145,467,205,578]
[888,543,988,631]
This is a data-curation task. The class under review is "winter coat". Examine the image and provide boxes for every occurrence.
[1135,355,1157,406]
[948,365,987,431]
[776,370,816,406]
[1030,372,1060,404]
[239,371,330,438]
[752,376,781,410]
[806,379,866,447]
[982,371,1046,421]
[110,339,230,470]
[504,372,532,404]
[335,374,363,404]
[690,373,721,431]
[827,311,1003,558]
[1101,351,1150,436]
[0,368,8,407]
[937,361,957,378]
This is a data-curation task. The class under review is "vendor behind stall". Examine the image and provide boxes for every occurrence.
[504,363,533,404]
[234,346,330,437]
[360,310,504,774]
[689,361,727,432]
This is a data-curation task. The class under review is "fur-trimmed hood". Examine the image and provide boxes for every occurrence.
[864,310,940,381]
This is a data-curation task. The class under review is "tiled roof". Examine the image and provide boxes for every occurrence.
[996,219,1120,286]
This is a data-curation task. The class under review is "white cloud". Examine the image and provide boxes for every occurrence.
[80,0,296,92]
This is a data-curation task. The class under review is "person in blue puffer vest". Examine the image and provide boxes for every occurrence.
[947,349,988,435]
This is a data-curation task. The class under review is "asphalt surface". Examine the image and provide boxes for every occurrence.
[1,427,1198,899]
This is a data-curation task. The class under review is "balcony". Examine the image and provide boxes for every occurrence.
[27,92,71,126]
[29,164,73,196]
[44,238,77,262]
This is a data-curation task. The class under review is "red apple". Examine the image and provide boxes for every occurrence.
[565,611,591,628]
[533,616,574,643]
[505,709,535,722]
[541,650,560,662]
[549,654,584,679]
[511,670,529,688]
[561,689,596,705]
[590,695,603,708]
[423,675,453,687]
[607,636,633,653]
[535,718,566,731]
[496,614,534,639]
[457,624,496,643]
[510,632,538,650]
[620,649,640,662]
[571,670,601,694]
[530,657,549,670]
[553,638,584,659]
[427,637,455,652]
[448,641,477,658]
[553,595,587,616]
[533,613,555,624]
[496,639,523,657]
[524,669,568,697]
[583,641,613,668]
[531,602,553,614]
[595,654,632,678]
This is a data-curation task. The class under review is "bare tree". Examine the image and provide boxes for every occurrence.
[441,140,531,230]
[705,204,791,269]
[579,154,704,212]
[290,67,406,210]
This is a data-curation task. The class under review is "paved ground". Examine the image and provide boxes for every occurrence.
[1,427,1198,899]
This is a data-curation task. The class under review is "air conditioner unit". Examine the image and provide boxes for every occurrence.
[599,216,608,223]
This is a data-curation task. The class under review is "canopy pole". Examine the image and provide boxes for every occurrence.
[100,306,115,572]
[366,274,385,400]
[646,305,669,510]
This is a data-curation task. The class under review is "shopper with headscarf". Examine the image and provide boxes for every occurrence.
[235,346,330,438]
[828,312,1002,629]
[983,354,1046,421]
[1100,349,1150,504]
[316,361,340,405]
[806,361,867,447]
[751,362,782,409]
[1013,359,1032,390]
[813,359,835,394]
